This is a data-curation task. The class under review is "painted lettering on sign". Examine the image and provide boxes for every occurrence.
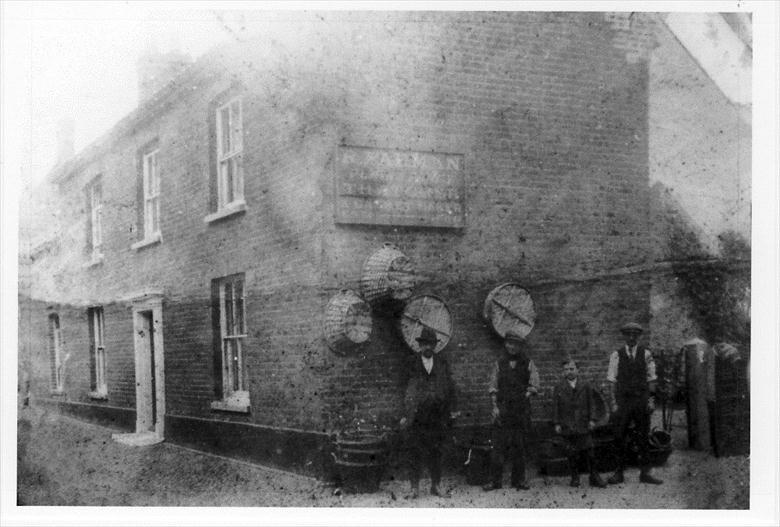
[335,146,465,228]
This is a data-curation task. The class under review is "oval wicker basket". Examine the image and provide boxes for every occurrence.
[324,290,372,355]
[482,283,536,339]
[398,294,453,354]
[359,243,416,307]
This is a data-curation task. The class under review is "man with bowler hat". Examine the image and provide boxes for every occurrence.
[483,329,539,491]
[399,326,457,499]
[606,321,663,485]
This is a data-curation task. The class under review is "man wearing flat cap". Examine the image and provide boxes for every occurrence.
[606,322,663,485]
[399,326,457,498]
[483,329,540,491]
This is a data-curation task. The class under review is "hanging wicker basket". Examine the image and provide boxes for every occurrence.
[359,243,416,308]
[482,283,536,339]
[324,290,372,355]
[398,294,453,354]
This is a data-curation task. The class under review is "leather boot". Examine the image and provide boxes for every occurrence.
[639,469,663,485]
[607,470,624,484]
[406,481,420,499]
[589,472,607,488]
[568,455,580,487]
[586,452,607,488]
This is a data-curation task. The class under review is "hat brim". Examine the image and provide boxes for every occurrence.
[620,328,643,334]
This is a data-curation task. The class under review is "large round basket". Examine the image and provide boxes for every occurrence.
[359,243,416,307]
[398,294,453,354]
[332,432,389,494]
[324,290,372,355]
[482,283,536,339]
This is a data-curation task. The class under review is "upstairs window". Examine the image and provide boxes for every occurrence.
[216,97,244,209]
[88,307,107,398]
[49,314,63,392]
[142,148,161,239]
[210,274,249,412]
[86,178,103,258]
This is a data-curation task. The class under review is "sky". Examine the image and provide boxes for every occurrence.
[4,2,240,189]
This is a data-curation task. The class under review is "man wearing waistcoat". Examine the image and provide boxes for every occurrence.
[606,322,663,485]
[399,327,457,499]
[483,329,540,491]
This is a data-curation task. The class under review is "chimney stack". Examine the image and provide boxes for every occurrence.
[55,118,75,165]
[137,48,192,105]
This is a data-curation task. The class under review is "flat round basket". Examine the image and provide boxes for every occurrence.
[324,290,372,355]
[398,294,453,354]
[482,283,536,339]
[360,243,416,306]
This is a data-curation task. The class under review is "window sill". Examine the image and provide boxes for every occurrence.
[50,388,66,396]
[83,253,104,269]
[203,200,247,224]
[210,391,250,413]
[131,232,162,251]
[89,391,108,401]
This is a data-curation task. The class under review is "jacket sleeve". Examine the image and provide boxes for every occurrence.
[403,357,417,420]
[445,358,458,413]
[586,382,595,422]
[552,385,561,426]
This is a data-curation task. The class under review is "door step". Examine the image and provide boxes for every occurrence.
[112,431,163,446]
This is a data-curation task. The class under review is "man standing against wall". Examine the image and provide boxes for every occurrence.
[399,327,457,499]
[483,330,539,491]
[606,322,663,485]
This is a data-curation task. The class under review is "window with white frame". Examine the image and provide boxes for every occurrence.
[211,274,249,411]
[49,314,63,392]
[142,148,161,239]
[89,307,107,397]
[216,98,244,209]
[89,180,103,256]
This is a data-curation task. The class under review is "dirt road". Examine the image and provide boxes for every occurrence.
[16,405,748,508]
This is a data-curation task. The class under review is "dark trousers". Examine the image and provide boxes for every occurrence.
[562,433,598,478]
[405,425,444,487]
[489,424,527,487]
[613,397,650,472]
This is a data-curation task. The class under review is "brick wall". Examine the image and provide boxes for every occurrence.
[23,12,655,456]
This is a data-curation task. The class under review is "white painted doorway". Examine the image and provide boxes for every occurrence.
[114,293,165,446]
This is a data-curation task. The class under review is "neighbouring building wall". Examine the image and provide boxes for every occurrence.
[649,17,750,256]
[647,16,751,355]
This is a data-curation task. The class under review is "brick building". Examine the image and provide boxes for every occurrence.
[20,12,660,475]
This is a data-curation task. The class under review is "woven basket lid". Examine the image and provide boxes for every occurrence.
[482,283,536,339]
[324,289,372,355]
[398,294,453,354]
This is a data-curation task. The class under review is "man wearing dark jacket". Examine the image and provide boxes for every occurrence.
[606,322,663,485]
[399,327,457,499]
[483,329,539,491]
[553,359,607,488]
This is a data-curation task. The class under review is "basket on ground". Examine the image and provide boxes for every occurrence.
[331,432,389,493]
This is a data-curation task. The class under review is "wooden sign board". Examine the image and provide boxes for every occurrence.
[335,146,465,228]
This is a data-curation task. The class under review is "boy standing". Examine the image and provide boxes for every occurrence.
[553,359,607,488]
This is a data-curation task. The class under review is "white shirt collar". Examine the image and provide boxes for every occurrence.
[422,355,434,374]
[625,344,638,357]
[568,379,577,389]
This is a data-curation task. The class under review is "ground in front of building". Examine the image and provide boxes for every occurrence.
[16,405,748,508]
